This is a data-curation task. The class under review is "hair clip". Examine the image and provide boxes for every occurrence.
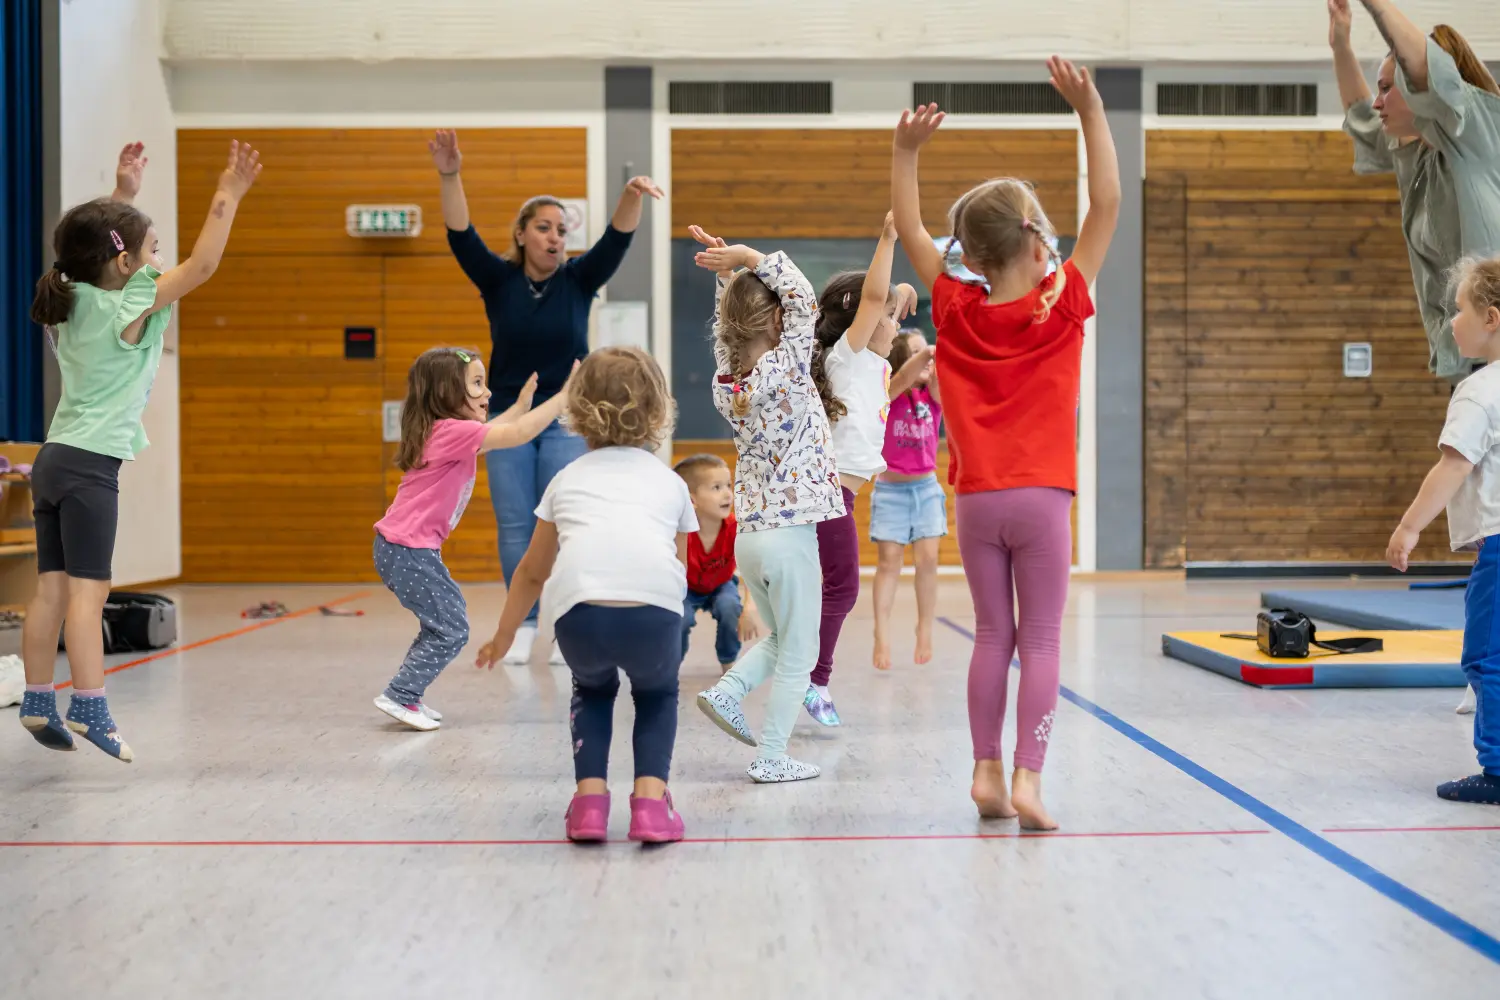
[109,230,125,252]
[842,292,852,309]
[454,349,473,363]
[1021,218,1034,231]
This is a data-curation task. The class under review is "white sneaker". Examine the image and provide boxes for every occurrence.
[549,641,567,666]
[374,694,440,732]
[502,624,538,666]
[419,703,442,722]
[1457,685,1477,715]
[0,655,22,708]
[747,756,821,783]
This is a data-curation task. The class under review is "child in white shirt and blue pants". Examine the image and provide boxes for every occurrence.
[1388,255,1500,806]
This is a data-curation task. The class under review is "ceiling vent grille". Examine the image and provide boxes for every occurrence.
[1157,83,1318,117]
[669,81,832,115]
[912,82,1072,115]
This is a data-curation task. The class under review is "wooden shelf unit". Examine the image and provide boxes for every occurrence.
[0,442,41,608]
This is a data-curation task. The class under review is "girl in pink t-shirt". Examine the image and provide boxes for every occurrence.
[870,329,943,672]
[372,347,571,731]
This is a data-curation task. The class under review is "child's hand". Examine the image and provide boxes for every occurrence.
[624,175,665,200]
[894,104,945,151]
[476,629,514,670]
[696,244,758,273]
[895,283,920,320]
[739,610,765,644]
[688,225,735,277]
[115,142,147,198]
[1047,56,1102,116]
[429,129,462,175]
[556,360,581,403]
[1386,524,1420,572]
[217,140,263,201]
[515,372,539,413]
[882,211,898,241]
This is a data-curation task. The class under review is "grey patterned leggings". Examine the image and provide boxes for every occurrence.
[375,534,470,706]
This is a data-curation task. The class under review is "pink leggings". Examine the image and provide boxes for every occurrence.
[956,487,1072,771]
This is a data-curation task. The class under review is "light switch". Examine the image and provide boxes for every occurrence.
[1343,343,1373,378]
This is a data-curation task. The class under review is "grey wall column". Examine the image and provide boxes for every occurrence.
[603,67,653,331]
[41,0,61,425]
[1093,67,1144,571]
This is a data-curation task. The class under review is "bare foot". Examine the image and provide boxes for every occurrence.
[971,759,1018,819]
[1011,767,1058,831]
[914,623,933,665]
[873,633,893,671]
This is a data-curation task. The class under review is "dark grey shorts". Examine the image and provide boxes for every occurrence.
[31,442,122,581]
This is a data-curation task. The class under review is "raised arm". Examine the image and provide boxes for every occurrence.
[611,175,664,234]
[889,343,936,398]
[482,365,574,451]
[110,142,147,205]
[147,141,260,317]
[845,213,900,353]
[429,130,471,231]
[1328,1,1374,109]
[892,105,946,292]
[1050,57,1120,286]
[1358,0,1430,91]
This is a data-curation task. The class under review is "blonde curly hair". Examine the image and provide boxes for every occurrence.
[565,346,675,450]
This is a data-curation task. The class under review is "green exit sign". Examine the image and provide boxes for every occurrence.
[346,204,422,238]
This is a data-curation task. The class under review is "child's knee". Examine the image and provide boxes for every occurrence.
[712,593,743,624]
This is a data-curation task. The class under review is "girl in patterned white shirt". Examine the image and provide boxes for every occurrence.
[687,225,844,783]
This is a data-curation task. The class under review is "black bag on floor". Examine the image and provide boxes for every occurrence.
[1223,609,1382,659]
[57,592,178,654]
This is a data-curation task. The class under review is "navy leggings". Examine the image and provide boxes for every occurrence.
[555,603,685,782]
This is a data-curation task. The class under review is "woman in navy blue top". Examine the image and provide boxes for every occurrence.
[429,129,662,665]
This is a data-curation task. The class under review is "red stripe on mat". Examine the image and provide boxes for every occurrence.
[55,590,371,691]
[0,829,1272,848]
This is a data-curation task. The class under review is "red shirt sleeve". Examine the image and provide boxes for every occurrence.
[1055,260,1096,326]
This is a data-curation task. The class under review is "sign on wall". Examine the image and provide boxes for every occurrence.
[561,199,588,251]
[346,205,422,237]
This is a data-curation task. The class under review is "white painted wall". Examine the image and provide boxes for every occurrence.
[59,0,181,586]
[161,0,1499,62]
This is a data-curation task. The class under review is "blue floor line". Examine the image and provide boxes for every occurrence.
[937,616,1500,966]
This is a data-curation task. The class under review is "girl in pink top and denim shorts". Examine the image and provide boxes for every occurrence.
[871,330,946,671]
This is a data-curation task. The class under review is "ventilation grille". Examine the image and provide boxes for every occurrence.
[669,81,832,115]
[1157,83,1318,117]
[912,82,1072,115]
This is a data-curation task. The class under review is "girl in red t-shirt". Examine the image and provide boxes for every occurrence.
[891,56,1121,830]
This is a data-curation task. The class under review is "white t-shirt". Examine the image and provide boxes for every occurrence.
[825,334,892,480]
[1439,364,1500,550]
[534,447,699,625]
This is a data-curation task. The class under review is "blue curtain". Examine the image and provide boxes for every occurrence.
[0,0,43,442]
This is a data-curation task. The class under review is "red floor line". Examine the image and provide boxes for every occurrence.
[0,829,1272,848]
[1322,825,1500,834]
[55,590,371,691]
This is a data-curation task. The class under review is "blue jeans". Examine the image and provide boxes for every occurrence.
[683,578,743,665]
[1461,537,1500,775]
[484,419,587,624]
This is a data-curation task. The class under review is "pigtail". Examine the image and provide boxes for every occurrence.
[30,267,76,328]
[1024,218,1066,323]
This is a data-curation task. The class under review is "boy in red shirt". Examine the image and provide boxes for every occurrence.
[674,455,763,671]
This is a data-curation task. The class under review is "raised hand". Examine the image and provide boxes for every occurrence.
[689,225,738,276]
[695,243,758,274]
[429,129,462,175]
[624,175,665,200]
[895,282,920,320]
[114,142,148,199]
[894,104,945,151]
[515,372,539,413]
[1327,0,1353,48]
[882,210,898,241]
[217,140,262,201]
[1047,56,1102,116]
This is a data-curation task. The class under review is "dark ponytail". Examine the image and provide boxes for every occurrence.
[30,268,76,327]
[31,197,153,329]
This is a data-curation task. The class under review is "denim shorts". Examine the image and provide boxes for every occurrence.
[870,474,948,544]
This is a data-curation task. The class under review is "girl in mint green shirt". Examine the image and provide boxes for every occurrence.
[17,141,262,762]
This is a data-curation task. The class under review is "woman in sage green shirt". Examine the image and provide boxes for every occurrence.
[1329,0,1500,383]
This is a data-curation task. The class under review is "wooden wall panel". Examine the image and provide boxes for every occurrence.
[178,128,587,583]
[1144,131,1460,567]
[671,129,1078,239]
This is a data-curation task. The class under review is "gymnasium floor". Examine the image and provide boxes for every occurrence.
[1,577,1496,998]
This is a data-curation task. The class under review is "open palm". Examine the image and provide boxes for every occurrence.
[1047,56,1101,115]
[1328,0,1353,46]
[429,129,462,174]
[894,104,945,151]
[115,142,147,197]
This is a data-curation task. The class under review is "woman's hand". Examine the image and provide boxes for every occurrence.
[1048,56,1103,117]
[216,140,262,202]
[1327,0,1354,48]
[1385,522,1420,572]
[894,104,945,151]
[623,176,665,200]
[429,129,462,175]
[476,628,514,670]
[894,282,920,320]
[113,142,147,202]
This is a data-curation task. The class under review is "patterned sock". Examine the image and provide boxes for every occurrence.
[65,690,133,763]
[19,686,74,751]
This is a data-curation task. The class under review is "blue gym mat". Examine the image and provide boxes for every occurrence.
[1258,587,1464,631]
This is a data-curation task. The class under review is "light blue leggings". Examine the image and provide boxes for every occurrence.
[711,524,822,759]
